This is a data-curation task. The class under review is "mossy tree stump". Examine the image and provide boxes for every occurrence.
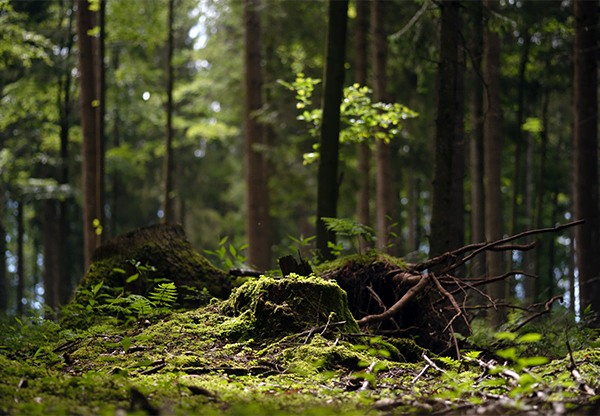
[220,275,360,340]
[62,223,231,328]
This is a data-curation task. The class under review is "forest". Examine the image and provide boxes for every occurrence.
[2,0,600,414]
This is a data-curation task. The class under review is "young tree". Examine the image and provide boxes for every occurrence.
[372,0,392,254]
[243,0,271,270]
[574,0,600,324]
[316,0,348,260]
[429,0,460,258]
[76,0,98,271]
[484,0,506,326]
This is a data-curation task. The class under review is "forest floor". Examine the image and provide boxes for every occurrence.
[2,255,600,415]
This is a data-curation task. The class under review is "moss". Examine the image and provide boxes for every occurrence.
[61,224,231,329]
[313,250,407,275]
[221,275,360,339]
[385,337,426,363]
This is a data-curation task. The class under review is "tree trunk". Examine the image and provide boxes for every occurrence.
[76,0,98,272]
[484,0,505,327]
[507,34,530,280]
[162,0,176,224]
[243,0,271,270]
[315,0,348,261]
[95,0,106,246]
[532,89,550,302]
[407,174,419,256]
[0,192,7,314]
[16,201,24,316]
[450,8,465,259]
[44,200,60,315]
[574,0,600,325]
[371,0,393,254]
[469,0,486,281]
[523,129,533,301]
[110,48,120,239]
[355,0,371,250]
[430,0,459,258]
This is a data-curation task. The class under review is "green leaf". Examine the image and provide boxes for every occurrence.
[495,332,517,341]
[516,333,542,343]
[121,336,131,354]
[496,348,517,362]
[517,356,548,367]
[126,273,139,284]
[113,268,126,274]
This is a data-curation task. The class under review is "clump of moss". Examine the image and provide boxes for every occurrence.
[221,274,360,339]
[313,250,407,275]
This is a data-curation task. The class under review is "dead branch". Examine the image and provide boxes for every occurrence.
[357,273,431,326]
[509,295,563,333]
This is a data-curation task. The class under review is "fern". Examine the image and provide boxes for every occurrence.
[127,294,153,317]
[148,282,178,308]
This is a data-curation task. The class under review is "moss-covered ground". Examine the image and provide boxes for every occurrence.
[2,274,600,415]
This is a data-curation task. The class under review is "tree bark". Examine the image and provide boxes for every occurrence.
[430,0,459,258]
[523,129,533,300]
[355,0,371,250]
[316,0,348,261]
[76,0,98,272]
[95,0,106,246]
[162,0,176,224]
[574,0,599,324]
[0,192,7,314]
[110,47,120,239]
[506,34,530,280]
[371,0,393,254]
[470,1,486,282]
[484,0,505,327]
[44,200,60,315]
[16,201,24,316]
[243,0,271,270]
[532,89,550,302]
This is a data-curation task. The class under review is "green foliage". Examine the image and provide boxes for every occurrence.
[148,282,178,308]
[279,73,418,164]
[322,217,375,254]
[204,236,248,271]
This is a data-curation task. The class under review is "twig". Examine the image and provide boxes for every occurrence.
[411,364,430,384]
[430,273,470,333]
[509,295,563,332]
[366,285,400,330]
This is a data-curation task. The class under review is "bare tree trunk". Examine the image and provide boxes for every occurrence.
[569,153,576,314]
[244,0,271,270]
[76,0,98,272]
[0,192,7,314]
[532,89,550,302]
[44,201,60,315]
[430,0,459,258]
[470,0,485,281]
[110,48,120,239]
[16,201,24,316]
[407,174,418,256]
[451,9,465,259]
[371,0,393,254]
[574,0,600,325]
[507,34,530,281]
[162,0,176,224]
[523,129,533,301]
[355,0,371,251]
[94,0,106,246]
[484,0,505,327]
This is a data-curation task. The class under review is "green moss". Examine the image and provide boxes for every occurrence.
[221,275,360,339]
[313,250,407,275]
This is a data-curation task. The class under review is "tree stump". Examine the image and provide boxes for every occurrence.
[62,223,231,328]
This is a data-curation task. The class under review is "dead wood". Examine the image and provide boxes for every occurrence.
[354,221,584,351]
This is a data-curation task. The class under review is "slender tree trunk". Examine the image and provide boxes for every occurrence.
[450,9,465,258]
[162,0,175,224]
[44,201,60,315]
[569,154,576,314]
[0,192,7,314]
[76,0,98,272]
[95,0,106,245]
[574,0,600,325]
[507,34,530,280]
[243,0,271,270]
[316,0,348,261]
[430,0,459,258]
[532,89,550,302]
[407,174,418,256]
[372,0,393,254]
[523,129,533,300]
[484,0,505,327]
[470,1,486,281]
[110,48,120,239]
[355,0,371,250]
[16,201,24,316]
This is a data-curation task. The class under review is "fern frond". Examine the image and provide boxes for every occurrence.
[148,282,178,308]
